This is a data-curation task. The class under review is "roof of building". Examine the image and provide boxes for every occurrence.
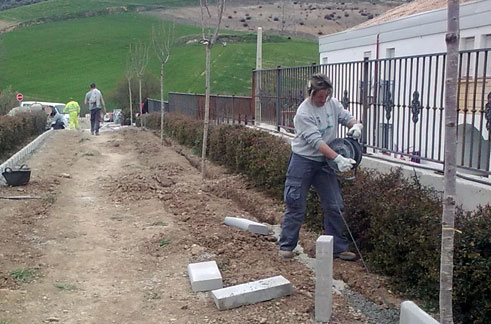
[351,0,478,31]
[319,0,490,53]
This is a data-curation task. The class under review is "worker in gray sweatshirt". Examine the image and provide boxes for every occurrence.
[279,73,363,261]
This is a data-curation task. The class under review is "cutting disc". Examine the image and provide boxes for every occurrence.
[326,138,357,173]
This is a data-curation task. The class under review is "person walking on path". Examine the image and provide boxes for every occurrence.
[278,73,364,261]
[64,98,80,130]
[84,83,105,135]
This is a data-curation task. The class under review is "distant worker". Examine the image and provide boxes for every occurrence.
[49,106,65,130]
[64,98,80,130]
[84,83,106,136]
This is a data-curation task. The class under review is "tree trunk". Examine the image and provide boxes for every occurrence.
[201,44,211,177]
[128,78,133,126]
[139,78,143,127]
[161,64,165,145]
[440,1,459,323]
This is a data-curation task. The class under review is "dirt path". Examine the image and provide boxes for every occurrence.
[0,128,400,324]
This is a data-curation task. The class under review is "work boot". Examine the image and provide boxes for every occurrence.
[279,250,294,259]
[334,251,357,261]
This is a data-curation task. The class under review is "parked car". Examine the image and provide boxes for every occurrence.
[45,105,69,130]
[103,112,114,122]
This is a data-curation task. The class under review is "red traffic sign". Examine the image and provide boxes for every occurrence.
[16,93,23,101]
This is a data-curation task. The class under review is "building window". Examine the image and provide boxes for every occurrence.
[363,51,371,59]
[322,57,328,64]
[461,37,475,77]
[378,123,393,151]
[386,48,395,58]
[481,34,491,76]
[482,34,491,48]
[461,36,475,50]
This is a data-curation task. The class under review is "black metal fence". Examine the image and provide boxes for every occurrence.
[167,92,254,125]
[253,49,491,176]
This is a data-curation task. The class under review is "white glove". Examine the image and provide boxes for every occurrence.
[333,154,356,172]
[347,123,363,140]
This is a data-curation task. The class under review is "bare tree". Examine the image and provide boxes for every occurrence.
[440,1,460,323]
[199,0,226,177]
[152,22,175,145]
[133,42,150,127]
[125,44,136,125]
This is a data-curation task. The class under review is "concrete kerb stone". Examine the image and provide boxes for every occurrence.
[211,275,292,310]
[0,129,54,186]
[400,301,439,324]
[187,261,223,292]
[224,216,269,235]
[315,235,333,323]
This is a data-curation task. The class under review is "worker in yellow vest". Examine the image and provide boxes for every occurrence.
[64,98,80,130]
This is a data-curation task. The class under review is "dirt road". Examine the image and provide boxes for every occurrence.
[0,127,398,324]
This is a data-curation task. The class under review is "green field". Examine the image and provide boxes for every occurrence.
[0,0,197,22]
[0,10,317,106]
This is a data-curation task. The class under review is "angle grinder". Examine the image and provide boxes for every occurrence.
[325,136,363,180]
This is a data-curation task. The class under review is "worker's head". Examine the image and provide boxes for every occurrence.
[90,83,96,89]
[68,97,74,102]
[307,73,333,107]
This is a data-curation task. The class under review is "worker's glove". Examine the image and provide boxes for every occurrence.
[347,123,363,140]
[333,154,356,173]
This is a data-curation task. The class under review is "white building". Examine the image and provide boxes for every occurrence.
[319,0,491,63]
[317,0,491,176]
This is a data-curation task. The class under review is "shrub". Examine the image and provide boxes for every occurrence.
[0,111,46,156]
[453,205,491,324]
[0,86,19,116]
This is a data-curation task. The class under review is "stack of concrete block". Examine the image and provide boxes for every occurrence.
[224,216,269,235]
[187,261,223,292]
[400,301,439,324]
[211,275,292,310]
[187,261,292,311]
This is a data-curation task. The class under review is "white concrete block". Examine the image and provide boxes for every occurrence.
[211,275,292,310]
[315,235,333,322]
[400,301,439,324]
[224,216,269,235]
[187,261,223,292]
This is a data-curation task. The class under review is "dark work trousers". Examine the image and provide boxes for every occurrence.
[279,153,349,254]
[90,108,101,134]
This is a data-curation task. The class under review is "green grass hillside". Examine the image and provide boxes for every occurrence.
[0,11,317,106]
[0,0,197,22]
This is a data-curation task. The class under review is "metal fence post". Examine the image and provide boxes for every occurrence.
[362,57,369,153]
[276,66,282,132]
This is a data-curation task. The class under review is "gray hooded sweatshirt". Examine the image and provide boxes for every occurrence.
[291,97,355,162]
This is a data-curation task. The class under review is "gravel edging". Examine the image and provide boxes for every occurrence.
[271,225,399,324]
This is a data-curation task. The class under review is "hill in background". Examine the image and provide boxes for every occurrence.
[0,0,46,12]
[153,0,404,40]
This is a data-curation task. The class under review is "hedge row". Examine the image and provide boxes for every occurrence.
[0,111,47,157]
[146,112,490,324]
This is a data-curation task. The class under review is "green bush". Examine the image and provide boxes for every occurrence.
[453,205,491,324]
[146,112,490,324]
[343,170,442,300]
[0,86,19,116]
[0,111,46,156]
